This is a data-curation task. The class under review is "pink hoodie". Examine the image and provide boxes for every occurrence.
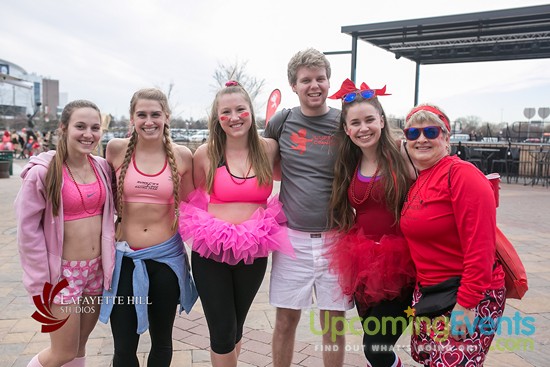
[15,150,116,297]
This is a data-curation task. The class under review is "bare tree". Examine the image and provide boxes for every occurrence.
[155,80,182,119]
[211,60,265,104]
[455,115,482,134]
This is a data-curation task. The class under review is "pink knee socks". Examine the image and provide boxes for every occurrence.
[63,356,86,367]
[27,355,43,367]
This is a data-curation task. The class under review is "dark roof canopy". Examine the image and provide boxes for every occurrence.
[341,4,550,65]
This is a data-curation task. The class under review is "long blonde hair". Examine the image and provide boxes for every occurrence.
[45,100,101,216]
[115,88,180,239]
[205,82,272,193]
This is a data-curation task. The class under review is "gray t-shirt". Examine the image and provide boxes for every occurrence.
[265,107,341,232]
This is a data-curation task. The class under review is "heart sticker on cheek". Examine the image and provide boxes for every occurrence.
[239,111,250,118]
[219,116,230,122]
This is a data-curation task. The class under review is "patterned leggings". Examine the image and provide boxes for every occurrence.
[411,287,506,366]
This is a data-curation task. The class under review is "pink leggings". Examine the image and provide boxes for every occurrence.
[53,256,103,305]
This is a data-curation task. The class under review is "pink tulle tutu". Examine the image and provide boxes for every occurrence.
[179,190,295,265]
[326,228,416,306]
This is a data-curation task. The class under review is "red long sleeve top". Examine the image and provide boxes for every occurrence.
[400,155,505,309]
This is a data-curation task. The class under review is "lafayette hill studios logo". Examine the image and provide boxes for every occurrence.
[31,279,70,333]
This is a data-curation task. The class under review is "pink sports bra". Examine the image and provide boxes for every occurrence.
[116,155,175,205]
[62,166,106,221]
[210,164,272,205]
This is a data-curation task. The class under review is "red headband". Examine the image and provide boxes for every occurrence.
[328,78,390,100]
[406,105,450,131]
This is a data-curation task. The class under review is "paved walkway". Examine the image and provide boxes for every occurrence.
[1,158,549,366]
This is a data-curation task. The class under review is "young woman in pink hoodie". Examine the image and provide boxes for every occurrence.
[15,100,115,367]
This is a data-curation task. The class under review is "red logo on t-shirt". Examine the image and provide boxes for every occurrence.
[290,129,313,155]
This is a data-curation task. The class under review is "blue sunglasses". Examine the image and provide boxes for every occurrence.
[403,126,443,140]
[342,90,376,103]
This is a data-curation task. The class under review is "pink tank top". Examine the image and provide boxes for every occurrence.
[62,166,106,221]
[210,165,272,205]
[117,155,175,205]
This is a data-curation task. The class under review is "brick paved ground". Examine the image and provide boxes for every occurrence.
[1,158,549,366]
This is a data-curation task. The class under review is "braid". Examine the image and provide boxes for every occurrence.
[115,129,138,239]
[163,125,180,230]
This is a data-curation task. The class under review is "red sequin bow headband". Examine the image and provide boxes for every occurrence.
[328,78,391,103]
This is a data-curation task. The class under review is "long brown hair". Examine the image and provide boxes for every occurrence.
[45,100,101,216]
[205,82,271,193]
[329,96,411,231]
[115,88,180,239]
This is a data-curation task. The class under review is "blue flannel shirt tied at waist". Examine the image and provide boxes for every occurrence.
[99,233,198,334]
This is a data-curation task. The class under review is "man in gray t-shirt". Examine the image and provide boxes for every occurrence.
[265,48,353,367]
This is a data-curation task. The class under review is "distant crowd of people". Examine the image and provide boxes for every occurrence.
[0,128,57,158]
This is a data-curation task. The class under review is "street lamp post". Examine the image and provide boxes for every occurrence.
[27,102,42,128]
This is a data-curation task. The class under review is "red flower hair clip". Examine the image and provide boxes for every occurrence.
[225,80,240,87]
[328,78,390,103]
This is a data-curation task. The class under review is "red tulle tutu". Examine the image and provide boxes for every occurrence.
[178,190,295,265]
[326,228,416,306]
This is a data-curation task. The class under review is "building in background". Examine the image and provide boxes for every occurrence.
[0,58,61,130]
[42,78,59,122]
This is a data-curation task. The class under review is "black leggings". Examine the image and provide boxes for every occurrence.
[110,256,180,367]
[191,251,267,354]
[359,288,414,367]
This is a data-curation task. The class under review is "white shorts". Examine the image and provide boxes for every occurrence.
[269,228,354,311]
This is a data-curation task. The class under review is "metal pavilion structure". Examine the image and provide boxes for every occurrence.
[336,4,550,105]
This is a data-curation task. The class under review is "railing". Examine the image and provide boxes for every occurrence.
[450,141,550,185]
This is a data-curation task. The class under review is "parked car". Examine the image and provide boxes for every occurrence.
[189,130,209,143]
[101,132,115,143]
[450,133,470,142]
[171,130,190,142]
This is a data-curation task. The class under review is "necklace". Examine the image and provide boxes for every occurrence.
[65,156,103,214]
[350,164,380,205]
[401,165,437,216]
[225,156,252,185]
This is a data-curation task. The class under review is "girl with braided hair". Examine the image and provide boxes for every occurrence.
[98,88,197,367]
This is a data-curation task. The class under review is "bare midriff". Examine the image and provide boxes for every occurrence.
[207,202,266,224]
[63,216,102,260]
[119,202,177,249]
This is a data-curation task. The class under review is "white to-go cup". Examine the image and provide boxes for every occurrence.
[485,173,501,207]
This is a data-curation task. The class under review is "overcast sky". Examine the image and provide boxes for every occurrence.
[2,0,550,125]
